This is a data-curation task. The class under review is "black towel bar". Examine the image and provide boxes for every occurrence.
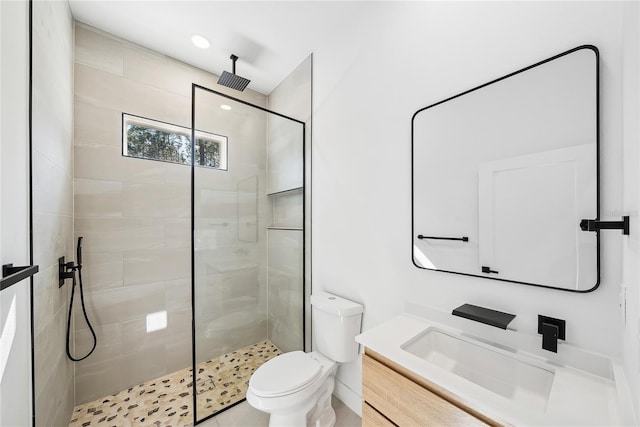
[1,264,39,291]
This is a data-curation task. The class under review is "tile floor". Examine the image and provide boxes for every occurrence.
[195,341,281,419]
[198,397,362,427]
[67,338,361,426]
[68,340,281,427]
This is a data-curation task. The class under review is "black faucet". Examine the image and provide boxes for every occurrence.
[538,315,566,353]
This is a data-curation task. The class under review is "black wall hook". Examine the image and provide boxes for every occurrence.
[482,266,499,274]
[580,215,629,235]
[417,234,469,242]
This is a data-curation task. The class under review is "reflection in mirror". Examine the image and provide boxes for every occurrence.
[192,86,305,422]
[412,46,598,291]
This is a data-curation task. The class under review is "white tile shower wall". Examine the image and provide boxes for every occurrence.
[193,89,269,364]
[266,114,304,194]
[272,190,303,227]
[266,56,312,352]
[310,1,636,416]
[267,230,304,352]
[73,24,267,403]
[31,1,75,426]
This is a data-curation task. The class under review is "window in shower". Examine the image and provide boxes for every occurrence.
[122,113,228,169]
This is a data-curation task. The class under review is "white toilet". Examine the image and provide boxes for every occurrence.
[246,291,363,427]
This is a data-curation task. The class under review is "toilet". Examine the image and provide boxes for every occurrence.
[246,291,363,427]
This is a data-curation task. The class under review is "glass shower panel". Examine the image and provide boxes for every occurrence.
[267,227,303,352]
[192,86,305,423]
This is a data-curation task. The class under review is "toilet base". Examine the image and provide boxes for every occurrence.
[306,379,335,427]
[248,375,337,427]
[265,377,336,427]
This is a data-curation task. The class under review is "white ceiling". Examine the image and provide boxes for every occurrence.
[68,1,367,94]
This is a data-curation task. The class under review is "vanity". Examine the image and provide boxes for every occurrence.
[356,315,634,426]
[361,349,499,426]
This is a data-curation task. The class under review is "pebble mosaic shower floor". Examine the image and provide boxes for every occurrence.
[68,340,281,427]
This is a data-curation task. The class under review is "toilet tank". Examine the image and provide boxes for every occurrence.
[311,291,364,363]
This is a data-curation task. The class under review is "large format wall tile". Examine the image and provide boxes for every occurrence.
[80,251,124,291]
[32,212,73,272]
[123,247,189,285]
[33,264,69,337]
[121,76,191,127]
[123,44,195,99]
[75,144,167,184]
[272,191,303,228]
[74,101,121,147]
[31,102,73,176]
[32,0,74,424]
[266,55,311,352]
[74,178,123,218]
[74,63,124,111]
[164,218,190,249]
[164,308,192,373]
[123,182,190,218]
[34,304,72,400]
[74,345,167,403]
[75,25,123,76]
[75,281,165,328]
[74,357,127,404]
[266,114,304,194]
[74,323,123,365]
[75,217,165,254]
[33,153,73,216]
[35,345,74,427]
[165,278,191,312]
[267,229,304,353]
[122,316,169,354]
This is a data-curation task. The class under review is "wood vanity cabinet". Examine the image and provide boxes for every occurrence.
[362,349,505,427]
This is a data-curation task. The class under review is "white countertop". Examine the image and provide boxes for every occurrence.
[355,314,635,426]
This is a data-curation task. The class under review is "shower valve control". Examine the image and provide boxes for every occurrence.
[58,256,79,287]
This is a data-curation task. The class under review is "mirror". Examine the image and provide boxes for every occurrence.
[412,45,599,292]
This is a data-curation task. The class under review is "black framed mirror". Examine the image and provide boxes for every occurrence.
[411,45,599,292]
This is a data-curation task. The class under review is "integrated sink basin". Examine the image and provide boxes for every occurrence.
[401,328,555,412]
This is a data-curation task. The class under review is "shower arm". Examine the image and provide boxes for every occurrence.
[230,54,238,75]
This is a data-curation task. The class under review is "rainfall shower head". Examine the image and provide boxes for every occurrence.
[217,54,251,91]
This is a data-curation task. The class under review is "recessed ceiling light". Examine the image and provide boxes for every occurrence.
[220,104,232,111]
[191,34,210,49]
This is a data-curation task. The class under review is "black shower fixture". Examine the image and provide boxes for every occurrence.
[217,54,251,92]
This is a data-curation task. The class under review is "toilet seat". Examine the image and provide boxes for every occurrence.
[249,351,322,397]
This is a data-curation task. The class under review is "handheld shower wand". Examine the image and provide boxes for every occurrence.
[63,236,97,361]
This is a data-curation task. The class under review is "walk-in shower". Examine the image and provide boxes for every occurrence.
[63,84,306,427]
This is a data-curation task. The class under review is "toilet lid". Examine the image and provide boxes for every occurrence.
[249,351,322,397]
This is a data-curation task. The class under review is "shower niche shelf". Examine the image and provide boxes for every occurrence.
[267,186,303,197]
[267,226,303,231]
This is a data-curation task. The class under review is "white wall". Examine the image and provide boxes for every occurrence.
[621,1,640,420]
[0,0,32,425]
[311,1,637,415]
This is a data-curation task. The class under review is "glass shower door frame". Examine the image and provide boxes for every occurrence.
[190,84,307,424]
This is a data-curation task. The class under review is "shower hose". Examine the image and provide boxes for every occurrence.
[65,251,97,361]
